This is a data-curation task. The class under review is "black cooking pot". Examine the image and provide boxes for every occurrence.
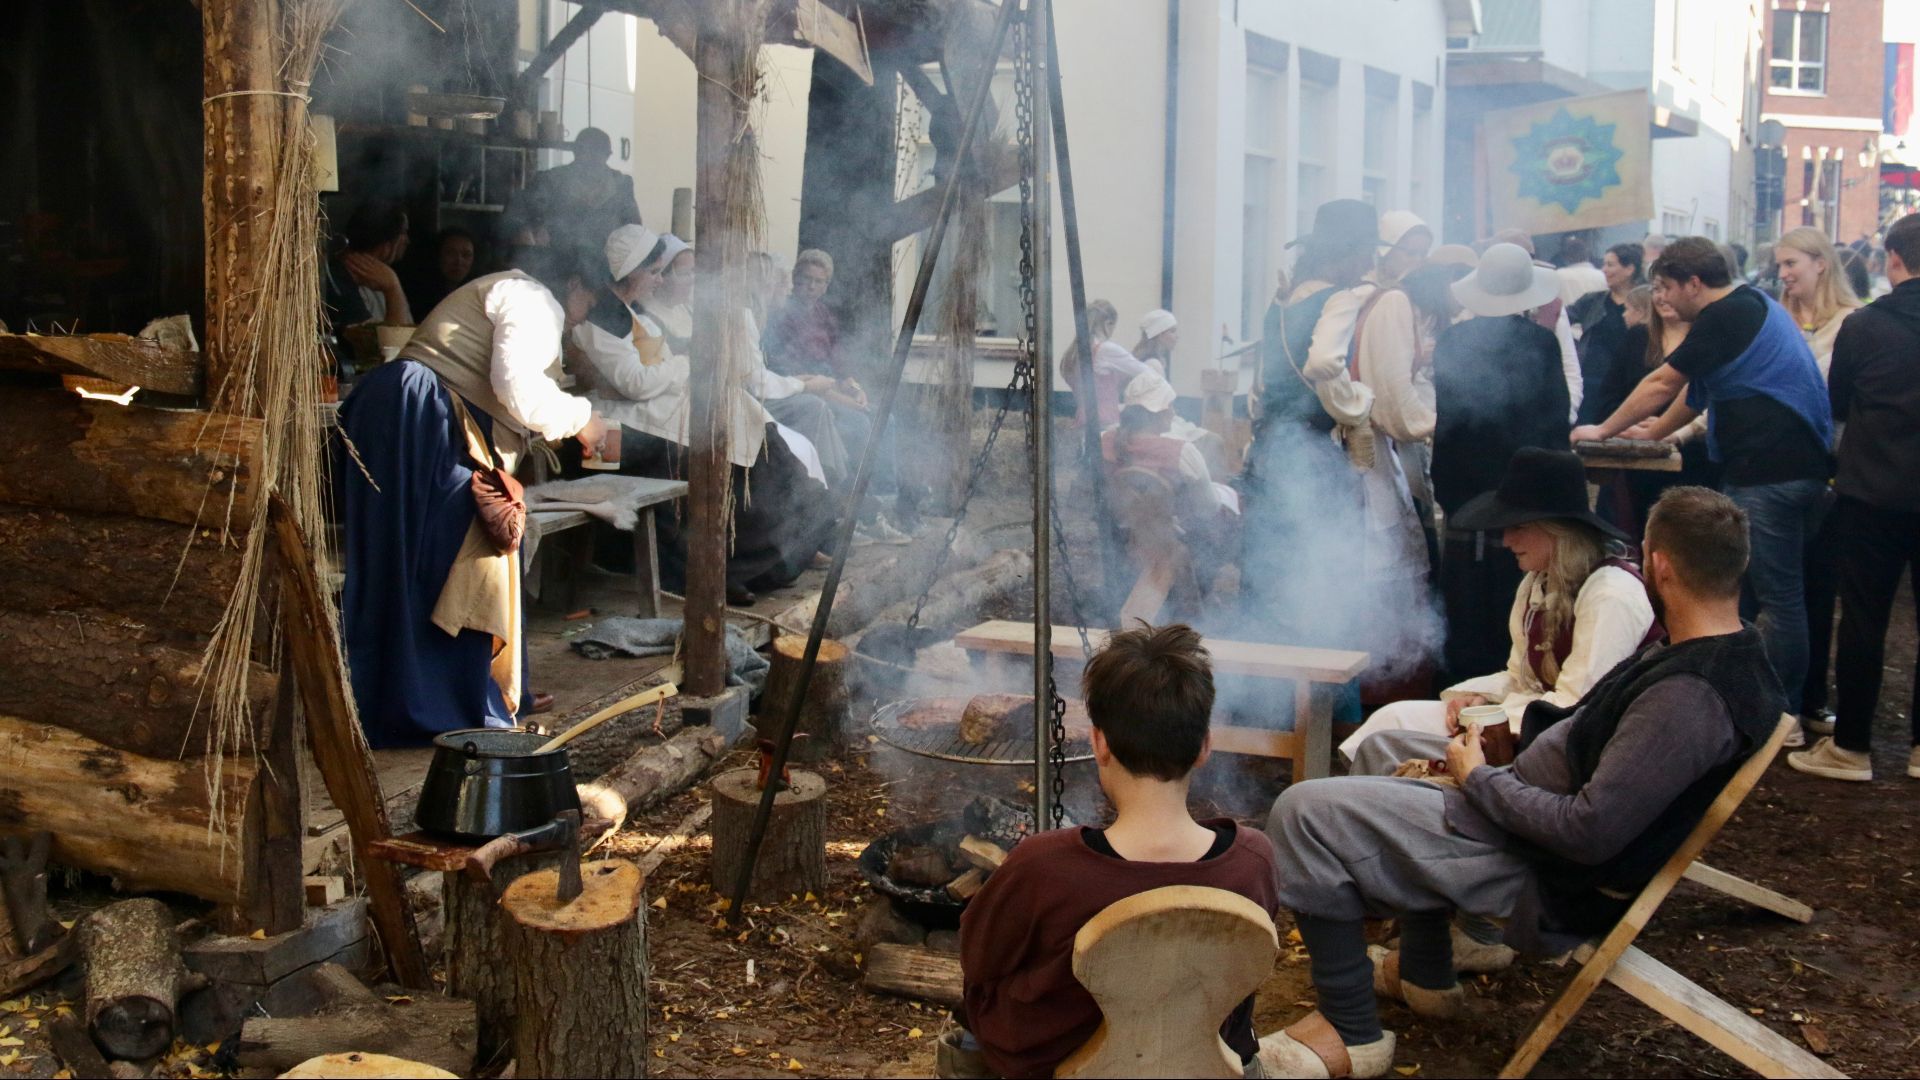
[415,728,581,842]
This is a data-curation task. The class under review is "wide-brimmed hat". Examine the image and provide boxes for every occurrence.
[1450,243,1560,317]
[1287,198,1378,251]
[1452,447,1629,540]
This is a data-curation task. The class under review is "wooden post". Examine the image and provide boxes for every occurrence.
[761,635,849,760]
[503,861,649,1079]
[684,4,763,697]
[442,850,564,1060]
[201,0,282,413]
[78,899,206,1060]
[709,768,827,902]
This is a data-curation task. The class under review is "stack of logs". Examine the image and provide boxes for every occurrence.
[861,835,1007,1010]
[0,337,298,933]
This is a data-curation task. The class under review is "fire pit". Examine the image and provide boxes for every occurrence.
[870,695,1095,766]
[859,795,1066,926]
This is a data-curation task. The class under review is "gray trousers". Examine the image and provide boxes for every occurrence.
[764,394,850,487]
[1267,773,1533,923]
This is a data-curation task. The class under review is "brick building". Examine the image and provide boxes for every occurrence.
[1762,0,1886,245]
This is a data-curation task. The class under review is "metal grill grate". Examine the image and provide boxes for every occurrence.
[870,699,1093,767]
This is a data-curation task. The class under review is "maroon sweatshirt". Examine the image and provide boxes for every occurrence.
[957,821,1281,1079]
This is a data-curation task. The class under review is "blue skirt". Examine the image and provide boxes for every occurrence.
[336,360,516,748]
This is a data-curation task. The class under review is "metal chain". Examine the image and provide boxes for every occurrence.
[1009,12,1071,829]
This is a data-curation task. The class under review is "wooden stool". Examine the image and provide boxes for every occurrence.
[761,635,850,762]
[279,1052,456,1078]
[503,859,649,1078]
[708,767,827,902]
[1055,886,1278,1079]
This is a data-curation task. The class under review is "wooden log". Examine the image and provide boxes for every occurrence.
[0,714,254,903]
[0,507,241,635]
[761,635,850,761]
[708,767,827,902]
[280,1053,457,1079]
[957,835,1007,873]
[232,666,304,936]
[503,860,649,1079]
[945,868,986,901]
[78,899,205,1060]
[201,0,281,414]
[0,389,262,530]
[600,725,732,812]
[268,499,430,987]
[47,1011,113,1080]
[442,851,565,1061]
[764,525,992,636]
[234,993,476,1077]
[0,934,75,999]
[861,942,963,1008]
[848,549,1035,645]
[0,333,203,398]
[0,609,276,759]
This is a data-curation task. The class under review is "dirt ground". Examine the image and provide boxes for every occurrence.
[608,577,1918,1080]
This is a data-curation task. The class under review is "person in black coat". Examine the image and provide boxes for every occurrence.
[1432,243,1573,681]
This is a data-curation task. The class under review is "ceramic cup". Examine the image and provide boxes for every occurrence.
[1458,703,1516,766]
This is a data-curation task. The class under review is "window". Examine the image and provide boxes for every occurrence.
[1770,10,1826,94]
[1296,77,1336,237]
[1242,66,1286,338]
[1662,209,1690,236]
[1362,91,1396,208]
[1703,219,1721,241]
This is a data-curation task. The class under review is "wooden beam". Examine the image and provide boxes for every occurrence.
[0,388,262,531]
[954,620,1371,683]
[0,714,254,904]
[876,152,1024,242]
[0,334,203,398]
[0,608,276,760]
[511,1,608,107]
[269,499,432,988]
[201,0,283,414]
[0,506,242,636]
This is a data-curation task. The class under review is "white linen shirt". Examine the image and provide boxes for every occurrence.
[1299,283,1378,427]
[1443,564,1656,728]
[481,275,594,442]
[569,310,770,469]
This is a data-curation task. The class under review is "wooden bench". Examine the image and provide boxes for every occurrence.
[525,476,687,617]
[953,620,1368,781]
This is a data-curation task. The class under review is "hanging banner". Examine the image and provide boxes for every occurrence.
[1481,89,1653,233]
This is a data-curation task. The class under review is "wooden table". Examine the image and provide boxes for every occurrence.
[953,620,1369,781]
[525,476,687,617]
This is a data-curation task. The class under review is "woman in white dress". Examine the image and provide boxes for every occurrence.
[1340,447,1657,761]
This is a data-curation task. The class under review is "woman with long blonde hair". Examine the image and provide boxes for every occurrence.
[1774,226,1862,376]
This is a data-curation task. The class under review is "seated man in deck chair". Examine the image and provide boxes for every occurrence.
[954,623,1282,1079]
[1259,486,1784,1079]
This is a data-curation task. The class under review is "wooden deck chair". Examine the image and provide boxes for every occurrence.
[1055,886,1278,1079]
[1500,714,1846,1080]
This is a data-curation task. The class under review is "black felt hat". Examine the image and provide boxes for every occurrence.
[1451,447,1629,541]
[1286,198,1378,250]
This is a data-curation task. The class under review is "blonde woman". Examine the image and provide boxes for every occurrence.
[1341,448,1657,763]
[1775,226,1862,377]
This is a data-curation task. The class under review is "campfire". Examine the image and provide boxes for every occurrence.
[859,794,1063,928]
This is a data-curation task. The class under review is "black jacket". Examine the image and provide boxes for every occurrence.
[1432,315,1572,517]
[1830,279,1920,511]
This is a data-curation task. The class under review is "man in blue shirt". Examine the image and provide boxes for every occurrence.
[1570,236,1832,739]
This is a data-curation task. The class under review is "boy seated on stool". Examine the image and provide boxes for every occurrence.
[953,624,1282,1079]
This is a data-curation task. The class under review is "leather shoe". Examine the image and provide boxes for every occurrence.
[726,584,757,607]
[526,691,555,715]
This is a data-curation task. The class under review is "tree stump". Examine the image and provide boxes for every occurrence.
[78,898,205,1060]
[708,767,828,902]
[442,850,564,1060]
[761,635,850,761]
[279,1052,457,1078]
[502,860,649,1079]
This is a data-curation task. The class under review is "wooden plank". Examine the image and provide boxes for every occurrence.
[269,500,431,988]
[1682,862,1814,924]
[232,673,306,934]
[0,506,241,635]
[0,333,202,397]
[790,0,874,85]
[955,620,1370,683]
[1579,454,1681,472]
[0,608,275,760]
[185,899,369,986]
[1598,944,1845,1079]
[862,943,962,1008]
[0,714,254,904]
[0,389,262,530]
[1206,725,1294,759]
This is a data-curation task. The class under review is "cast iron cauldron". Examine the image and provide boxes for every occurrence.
[415,728,582,842]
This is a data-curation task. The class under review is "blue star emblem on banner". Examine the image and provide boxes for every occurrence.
[1508,107,1624,213]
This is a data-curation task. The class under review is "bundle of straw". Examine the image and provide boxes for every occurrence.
[196,0,349,839]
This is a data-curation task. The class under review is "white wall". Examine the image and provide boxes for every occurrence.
[542,2,640,174]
